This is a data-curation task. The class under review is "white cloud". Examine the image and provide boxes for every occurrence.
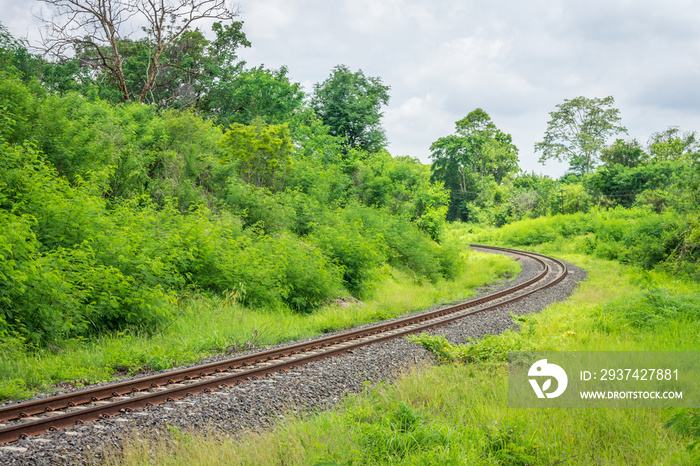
[238,0,295,40]
[342,0,406,33]
[384,94,452,159]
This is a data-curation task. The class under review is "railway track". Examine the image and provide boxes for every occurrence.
[0,245,568,444]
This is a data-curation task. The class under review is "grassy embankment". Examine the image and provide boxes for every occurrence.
[0,248,516,401]
[108,216,700,465]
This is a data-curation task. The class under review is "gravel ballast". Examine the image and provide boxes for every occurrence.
[0,249,586,465]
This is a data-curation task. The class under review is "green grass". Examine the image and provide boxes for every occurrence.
[0,248,517,401]
[103,222,700,465]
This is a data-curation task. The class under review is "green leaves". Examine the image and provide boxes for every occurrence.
[535,96,627,175]
[311,65,390,153]
[207,66,304,127]
[219,119,293,189]
[0,55,463,345]
[430,109,519,222]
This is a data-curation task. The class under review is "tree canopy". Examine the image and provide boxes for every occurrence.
[600,139,646,168]
[429,109,519,221]
[310,65,390,153]
[205,66,305,126]
[37,0,248,105]
[648,126,699,163]
[535,96,627,175]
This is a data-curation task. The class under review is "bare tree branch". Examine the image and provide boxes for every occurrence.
[36,0,240,103]
[38,0,137,100]
[136,0,239,103]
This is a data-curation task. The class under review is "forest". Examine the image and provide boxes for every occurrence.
[1,3,699,462]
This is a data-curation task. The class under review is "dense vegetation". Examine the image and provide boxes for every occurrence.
[429,99,699,278]
[0,21,455,352]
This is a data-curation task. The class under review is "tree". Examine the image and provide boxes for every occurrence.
[205,65,305,127]
[310,65,390,153]
[38,0,242,103]
[535,96,627,175]
[648,126,699,163]
[601,138,646,168]
[218,117,293,189]
[429,109,519,221]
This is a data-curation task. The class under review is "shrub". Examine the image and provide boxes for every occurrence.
[496,217,560,245]
[248,235,343,313]
[345,205,451,282]
[619,212,685,269]
[310,218,386,298]
[598,288,700,331]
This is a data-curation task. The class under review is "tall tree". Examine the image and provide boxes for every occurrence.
[535,96,627,175]
[38,0,242,103]
[310,65,390,153]
[429,108,519,221]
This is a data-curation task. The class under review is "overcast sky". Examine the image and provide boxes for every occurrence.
[3,0,700,177]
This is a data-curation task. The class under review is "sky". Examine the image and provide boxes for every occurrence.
[2,0,700,177]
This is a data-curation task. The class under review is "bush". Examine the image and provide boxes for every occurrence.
[345,205,454,282]
[598,288,700,331]
[0,73,466,346]
[496,217,560,245]
[619,212,685,269]
[0,211,174,345]
[494,207,697,273]
[310,217,386,298]
[244,235,343,313]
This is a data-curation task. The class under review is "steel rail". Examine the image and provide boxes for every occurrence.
[0,245,567,444]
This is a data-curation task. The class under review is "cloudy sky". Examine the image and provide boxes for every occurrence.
[3,0,700,177]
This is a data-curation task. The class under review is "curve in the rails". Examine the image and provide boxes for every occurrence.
[0,245,567,444]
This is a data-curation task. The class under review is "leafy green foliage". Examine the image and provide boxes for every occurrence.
[207,66,304,126]
[0,32,455,349]
[590,161,674,208]
[36,2,245,105]
[350,150,450,241]
[535,96,627,175]
[344,205,458,282]
[311,65,390,153]
[430,109,519,222]
[490,207,698,276]
[648,126,699,164]
[219,118,293,189]
[408,333,525,364]
[310,219,386,298]
[595,288,700,331]
[0,72,38,144]
[600,138,646,167]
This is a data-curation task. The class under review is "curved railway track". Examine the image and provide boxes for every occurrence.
[0,245,568,444]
